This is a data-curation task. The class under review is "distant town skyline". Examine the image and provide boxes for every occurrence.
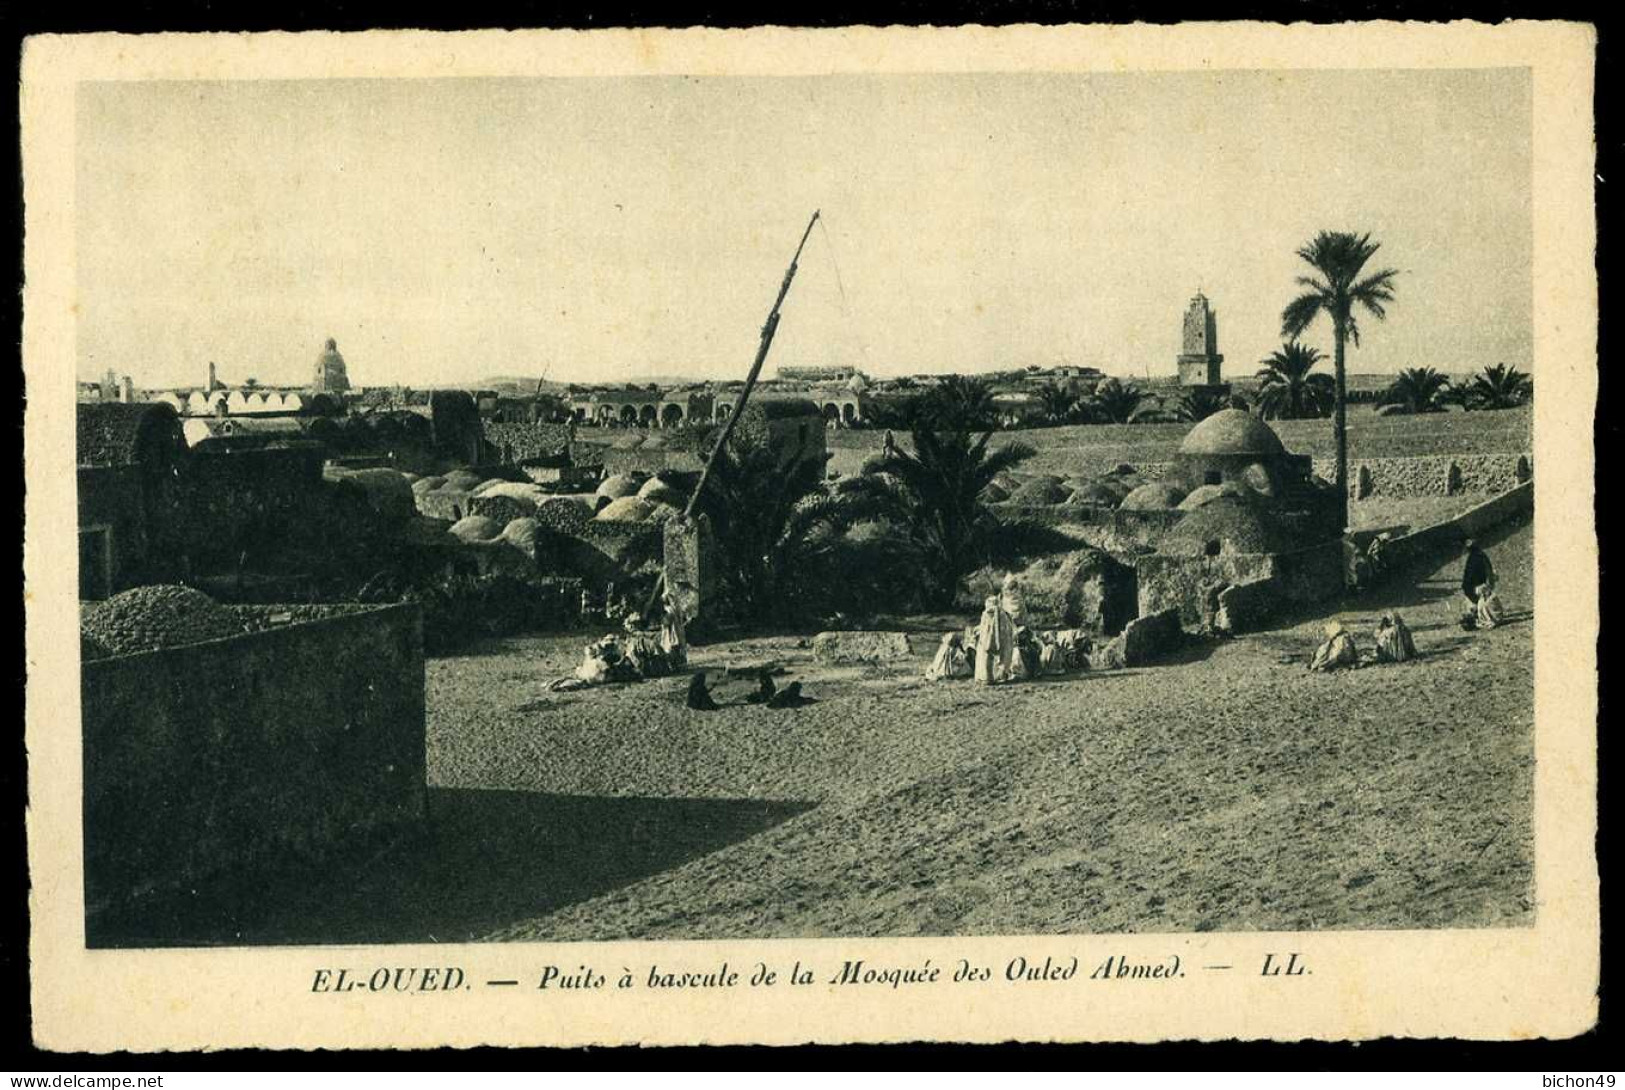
[76,69,1532,390]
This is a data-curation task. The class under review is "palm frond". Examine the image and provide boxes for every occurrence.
[1281,293,1325,340]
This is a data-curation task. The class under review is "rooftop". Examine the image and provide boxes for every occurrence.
[1178,409,1286,457]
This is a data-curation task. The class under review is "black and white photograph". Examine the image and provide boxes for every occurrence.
[25,22,1597,1050]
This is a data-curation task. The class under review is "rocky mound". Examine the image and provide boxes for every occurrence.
[80,585,245,657]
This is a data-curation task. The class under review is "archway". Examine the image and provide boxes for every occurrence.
[822,403,841,425]
[661,404,684,428]
[619,405,639,426]
[639,404,658,427]
[842,402,858,425]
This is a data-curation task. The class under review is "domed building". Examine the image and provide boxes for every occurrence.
[312,338,352,395]
[1174,409,1295,495]
[1127,411,1346,632]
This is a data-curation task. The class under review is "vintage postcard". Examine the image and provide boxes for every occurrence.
[23,22,1597,1050]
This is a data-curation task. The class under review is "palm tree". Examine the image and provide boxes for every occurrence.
[1174,387,1228,423]
[1089,378,1146,424]
[1282,231,1400,530]
[691,430,868,622]
[919,375,997,432]
[1034,381,1081,425]
[841,425,1036,607]
[1382,367,1451,414]
[1466,362,1533,410]
[1256,341,1334,420]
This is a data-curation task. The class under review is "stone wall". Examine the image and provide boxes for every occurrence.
[1135,552,1277,627]
[81,603,426,927]
[480,421,574,464]
[1214,577,1277,635]
[1314,453,1531,498]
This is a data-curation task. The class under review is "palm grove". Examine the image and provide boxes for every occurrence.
[695,227,1535,633]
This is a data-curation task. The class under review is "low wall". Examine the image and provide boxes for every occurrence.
[598,448,706,476]
[81,603,426,923]
[1377,480,1533,575]
[1313,453,1532,498]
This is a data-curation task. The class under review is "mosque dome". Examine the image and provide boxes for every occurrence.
[312,337,351,394]
[1178,409,1284,457]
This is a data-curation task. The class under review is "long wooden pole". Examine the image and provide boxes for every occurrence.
[644,210,821,617]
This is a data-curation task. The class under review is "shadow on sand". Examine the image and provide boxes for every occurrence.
[87,788,815,949]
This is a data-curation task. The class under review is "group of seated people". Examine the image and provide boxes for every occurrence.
[924,576,1094,684]
[1308,612,1420,672]
[550,581,694,691]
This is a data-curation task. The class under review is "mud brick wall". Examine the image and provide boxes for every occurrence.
[1111,508,1186,549]
[1269,539,1348,602]
[1313,454,1532,498]
[480,421,574,463]
[80,603,426,924]
[1135,553,1277,627]
[663,515,722,629]
[175,447,328,568]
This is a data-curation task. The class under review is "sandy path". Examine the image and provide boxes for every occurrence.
[467,518,1532,941]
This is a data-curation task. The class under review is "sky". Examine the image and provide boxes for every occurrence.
[75,69,1533,390]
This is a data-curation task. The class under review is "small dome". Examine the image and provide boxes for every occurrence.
[1120,482,1188,510]
[1178,409,1285,457]
[596,473,648,500]
[500,517,541,551]
[595,496,657,522]
[1066,482,1122,508]
[1162,497,1294,556]
[442,469,485,493]
[1177,482,1247,511]
[638,477,685,506]
[449,515,503,542]
[1009,478,1071,505]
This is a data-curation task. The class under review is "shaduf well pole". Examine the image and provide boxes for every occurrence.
[645,209,822,618]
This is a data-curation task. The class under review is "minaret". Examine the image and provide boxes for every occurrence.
[1176,292,1224,386]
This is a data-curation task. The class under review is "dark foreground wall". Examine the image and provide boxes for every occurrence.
[81,603,426,922]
